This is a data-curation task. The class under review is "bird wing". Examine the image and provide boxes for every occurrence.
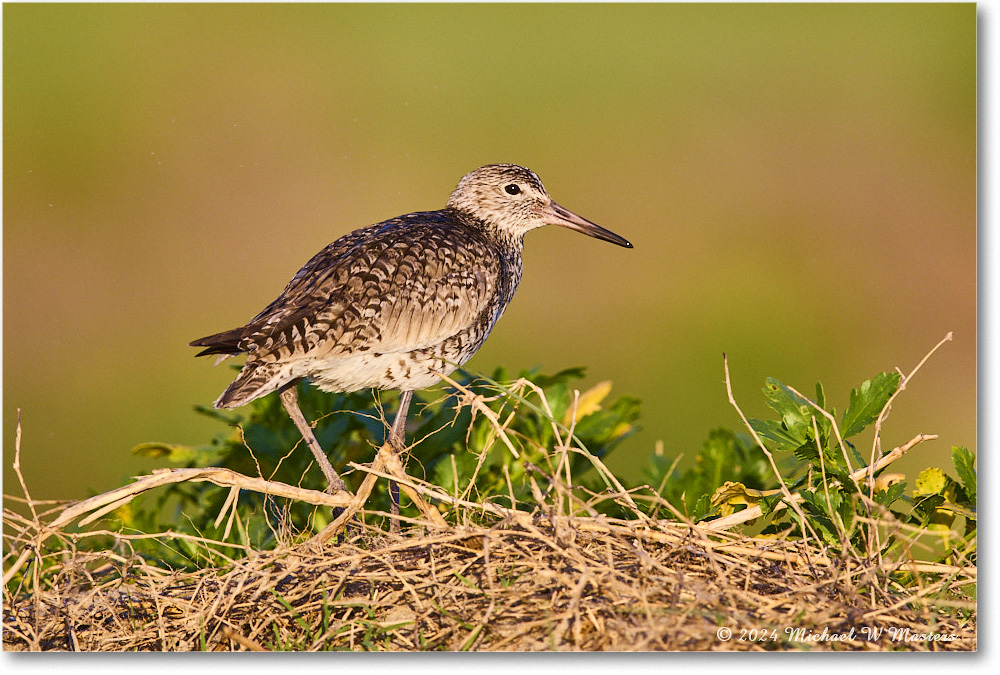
[234,213,502,361]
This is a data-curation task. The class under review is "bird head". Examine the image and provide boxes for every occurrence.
[447,164,633,249]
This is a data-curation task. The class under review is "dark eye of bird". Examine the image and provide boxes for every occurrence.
[504,184,521,196]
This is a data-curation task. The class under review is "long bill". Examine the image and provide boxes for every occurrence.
[545,201,633,248]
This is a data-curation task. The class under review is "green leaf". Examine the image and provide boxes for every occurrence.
[646,427,772,519]
[846,442,866,471]
[875,481,907,507]
[749,418,806,453]
[951,445,976,503]
[840,372,901,438]
[911,493,945,524]
[691,493,714,521]
[760,493,783,517]
[828,467,859,494]
[193,404,240,424]
[131,441,219,463]
[761,378,814,438]
[792,440,820,462]
[814,381,827,410]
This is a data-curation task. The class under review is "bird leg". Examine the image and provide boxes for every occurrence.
[310,390,444,543]
[387,390,413,533]
[278,383,347,494]
[310,389,444,541]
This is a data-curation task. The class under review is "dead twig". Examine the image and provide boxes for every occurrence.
[4,468,351,586]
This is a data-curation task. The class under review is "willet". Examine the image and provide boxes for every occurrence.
[191,164,632,514]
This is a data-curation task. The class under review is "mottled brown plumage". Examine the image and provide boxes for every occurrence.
[193,211,515,407]
[191,164,632,496]
[192,164,631,408]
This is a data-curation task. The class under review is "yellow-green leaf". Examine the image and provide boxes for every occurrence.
[915,467,947,496]
[562,380,613,427]
[874,472,905,493]
[131,442,201,462]
[710,481,780,517]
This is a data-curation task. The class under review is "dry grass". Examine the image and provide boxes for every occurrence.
[3,461,976,651]
[3,338,976,651]
[2,513,976,651]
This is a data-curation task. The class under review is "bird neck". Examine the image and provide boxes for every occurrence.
[447,207,526,255]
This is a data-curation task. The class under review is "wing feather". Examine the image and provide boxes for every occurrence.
[235,212,501,361]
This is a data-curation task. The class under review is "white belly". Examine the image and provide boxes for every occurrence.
[301,350,461,393]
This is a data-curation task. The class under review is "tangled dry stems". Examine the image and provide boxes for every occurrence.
[3,450,977,651]
[2,502,976,651]
[3,336,976,651]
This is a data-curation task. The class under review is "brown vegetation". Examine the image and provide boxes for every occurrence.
[3,466,975,651]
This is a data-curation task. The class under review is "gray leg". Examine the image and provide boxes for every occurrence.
[388,390,413,532]
[279,383,347,494]
[390,390,413,449]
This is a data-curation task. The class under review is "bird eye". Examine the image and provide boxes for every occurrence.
[504,184,521,196]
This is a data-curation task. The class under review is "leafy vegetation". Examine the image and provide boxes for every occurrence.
[4,352,977,651]
[115,359,979,577]
[123,366,641,566]
[643,371,976,569]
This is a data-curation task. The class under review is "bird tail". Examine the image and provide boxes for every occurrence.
[213,360,296,409]
[190,327,247,357]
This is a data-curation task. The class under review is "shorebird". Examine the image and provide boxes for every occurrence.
[191,164,632,502]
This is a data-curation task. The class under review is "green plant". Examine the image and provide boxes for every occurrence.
[643,361,977,567]
[124,366,640,562]
[643,427,771,520]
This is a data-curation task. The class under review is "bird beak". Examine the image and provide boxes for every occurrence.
[545,201,633,249]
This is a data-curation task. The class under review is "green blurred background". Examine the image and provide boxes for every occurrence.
[3,3,976,503]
